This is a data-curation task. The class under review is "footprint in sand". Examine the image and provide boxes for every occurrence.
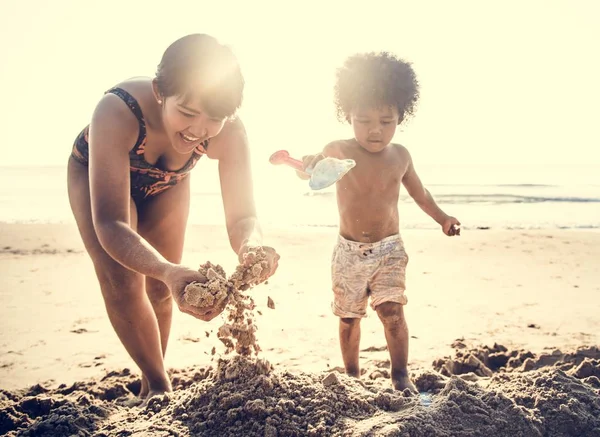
[70,320,99,334]
[181,336,201,343]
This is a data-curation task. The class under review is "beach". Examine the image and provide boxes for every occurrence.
[2,0,600,433]
[1,222,599,435]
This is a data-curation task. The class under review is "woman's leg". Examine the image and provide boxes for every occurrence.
[136,176,191,397]
[67,158,170,397]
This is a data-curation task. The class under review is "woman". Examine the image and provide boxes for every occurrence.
[67,34,280,400]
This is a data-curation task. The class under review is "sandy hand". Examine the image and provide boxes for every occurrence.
[182,262,231,318]
[236,246,280,289]
[179,248,278,356]
[164,265,223,321]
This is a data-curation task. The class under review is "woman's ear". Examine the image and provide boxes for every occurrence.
[151,79,163,105]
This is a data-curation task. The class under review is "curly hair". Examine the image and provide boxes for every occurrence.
[334,52,419,124]
[155,34,244,119]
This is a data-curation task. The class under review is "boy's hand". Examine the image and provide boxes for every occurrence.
[295,154,324,180]
[301,154,325,172]
[442,216,461,236]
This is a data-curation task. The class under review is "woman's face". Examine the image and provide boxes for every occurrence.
[161,95,226,154]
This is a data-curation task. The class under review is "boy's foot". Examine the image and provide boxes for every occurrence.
[345,368,360,378]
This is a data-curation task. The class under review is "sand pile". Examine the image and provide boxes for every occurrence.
[2,343,600,436]
[432,340,600,382]
[183,248,270,356]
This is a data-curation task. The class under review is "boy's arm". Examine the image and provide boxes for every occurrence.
[400,147,460,235]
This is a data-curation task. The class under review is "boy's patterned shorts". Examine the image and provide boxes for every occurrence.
[331,234,409,319]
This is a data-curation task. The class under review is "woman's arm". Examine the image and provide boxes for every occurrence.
[212,118,279,278]
[88,94,177,281]
[212,118,261,254]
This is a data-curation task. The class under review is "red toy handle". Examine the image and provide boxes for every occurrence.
[269,150,305,172]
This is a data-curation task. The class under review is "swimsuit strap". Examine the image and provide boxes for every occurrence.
[105,87,147,150]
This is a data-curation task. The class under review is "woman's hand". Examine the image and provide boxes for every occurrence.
[238,245,280,284]
[162,265,224,321]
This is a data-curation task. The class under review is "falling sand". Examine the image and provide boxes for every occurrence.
[183,247,270,356]
[2,343,599,436]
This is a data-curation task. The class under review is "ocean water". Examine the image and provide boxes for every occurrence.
[0,165,598,231]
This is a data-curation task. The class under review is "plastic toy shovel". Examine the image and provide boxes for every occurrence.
[269,150,356,190]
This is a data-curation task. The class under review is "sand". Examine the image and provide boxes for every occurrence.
[1,224,599,435]
[183,262,230,310]
[184,247,269,356]
[2,343,599,436]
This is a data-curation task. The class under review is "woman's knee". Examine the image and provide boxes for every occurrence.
[146,278,172,305]
[95,263,144,304]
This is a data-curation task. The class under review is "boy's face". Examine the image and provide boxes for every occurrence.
[349,106,399,153]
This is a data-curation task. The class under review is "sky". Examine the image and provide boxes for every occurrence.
[0,0,599,185]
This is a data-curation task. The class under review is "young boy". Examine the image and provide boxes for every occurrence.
[298,52,460,392]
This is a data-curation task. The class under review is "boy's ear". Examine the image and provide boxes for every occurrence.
[346,115,352,124]
[397,109,405,125]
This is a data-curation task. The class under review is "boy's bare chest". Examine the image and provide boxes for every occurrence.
[341,160,403,194]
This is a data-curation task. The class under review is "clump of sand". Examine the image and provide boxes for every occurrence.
[3,344,600,436]
[228,248,270,290]
[183,262,229,309]
[183,248,269,357]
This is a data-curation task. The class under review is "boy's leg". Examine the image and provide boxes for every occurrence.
[369,237,414,391]
[375,302,416,392]
[339,317,361,377]
[331,238,369,378]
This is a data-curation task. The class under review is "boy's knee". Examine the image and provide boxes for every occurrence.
[376,302,405,326]
[340,317,361,326]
